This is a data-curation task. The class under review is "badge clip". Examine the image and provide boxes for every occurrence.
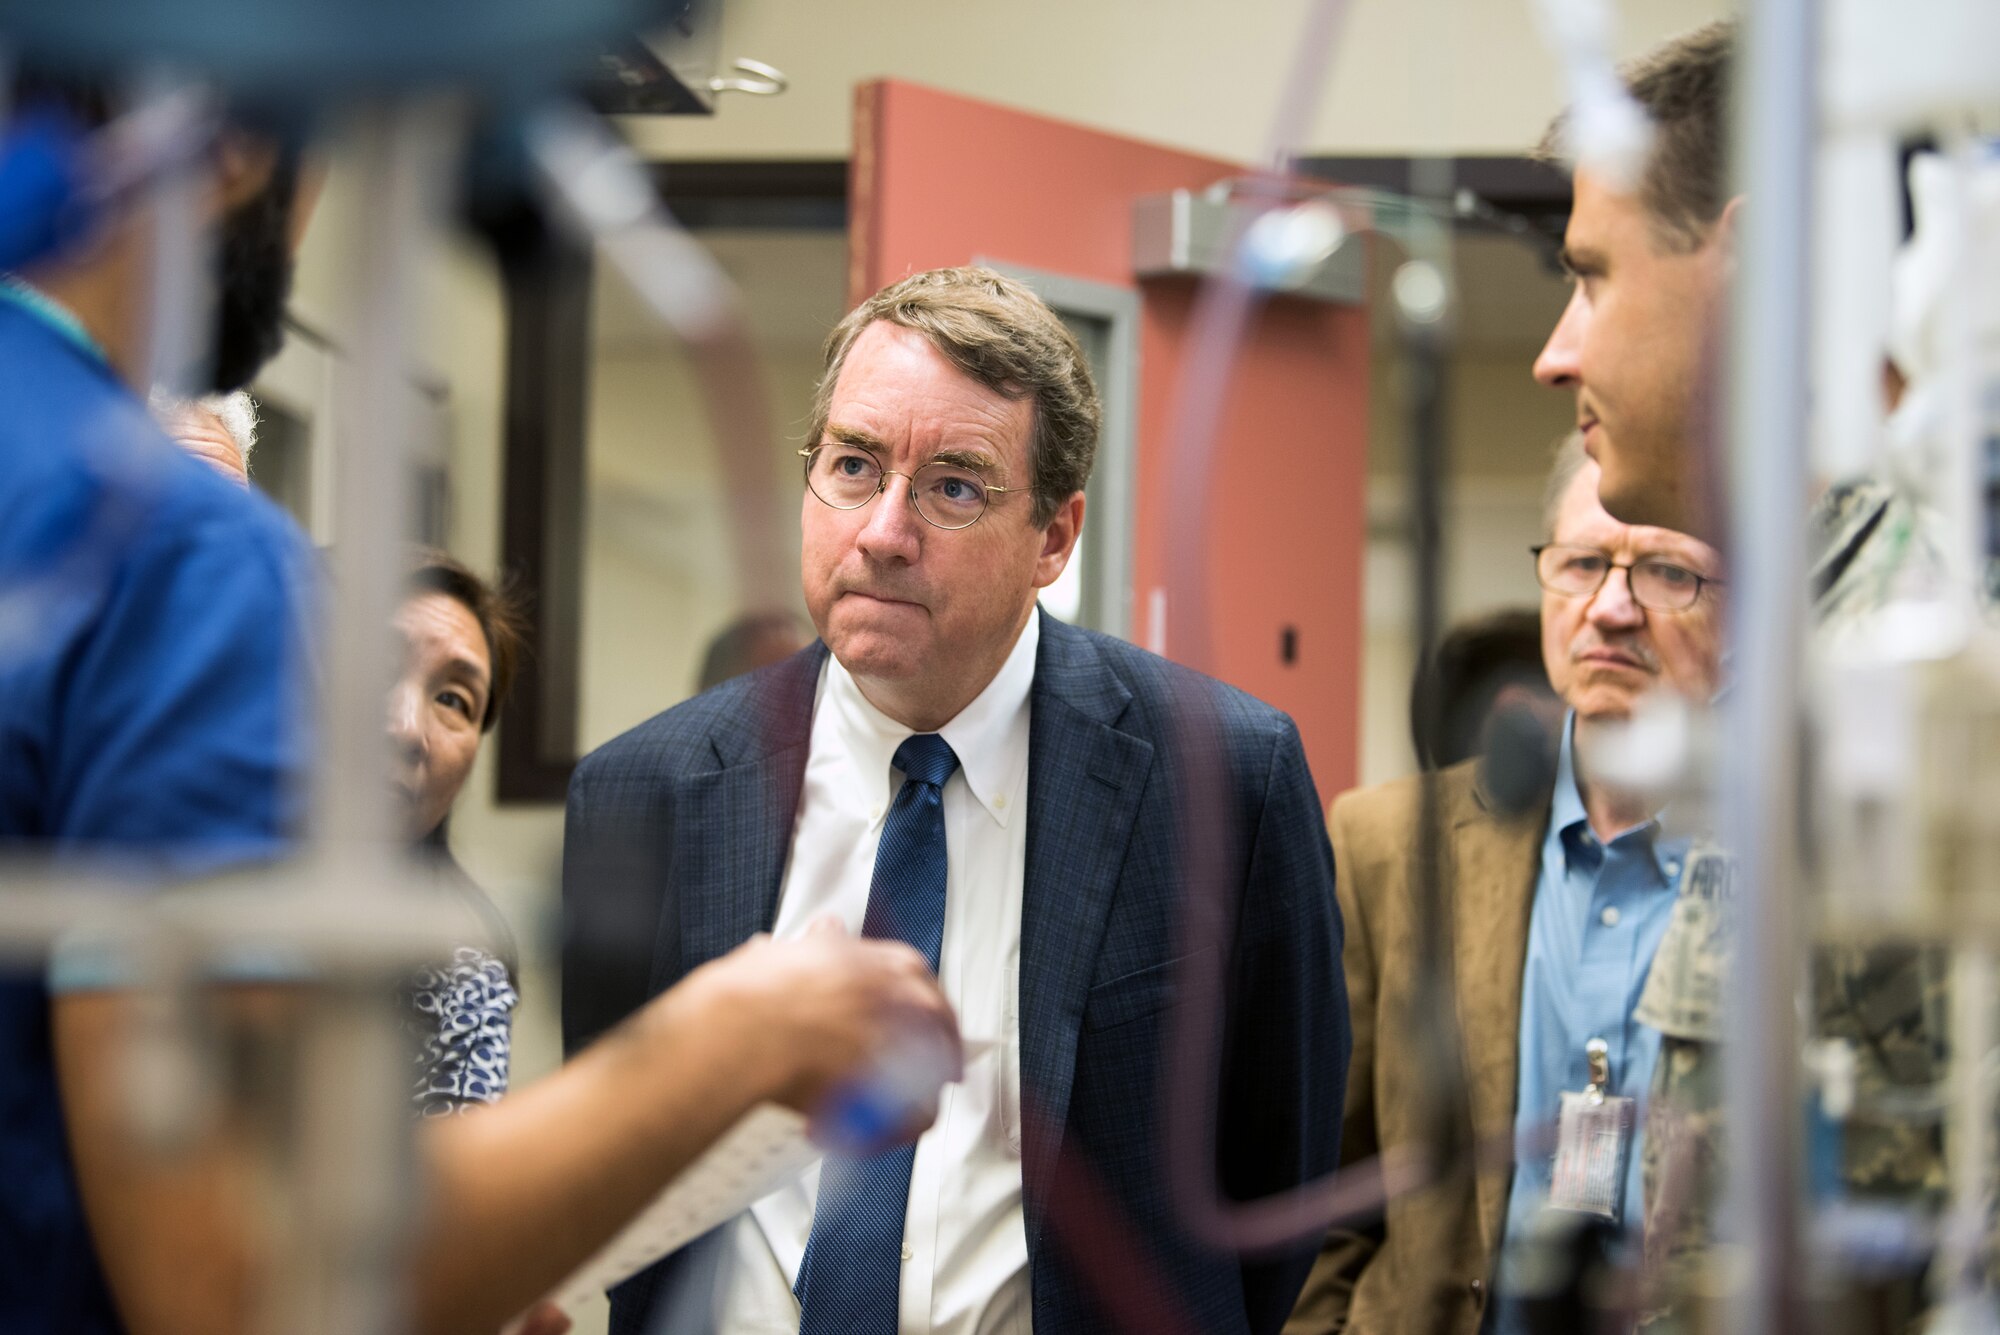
[1549,1037,1636,1222]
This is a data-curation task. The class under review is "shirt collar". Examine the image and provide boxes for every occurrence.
[1548,711,1589,855]
[821,610,1038,829]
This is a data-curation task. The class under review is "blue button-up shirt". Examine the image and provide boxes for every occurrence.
[1495,713,1686,1315]
[0,295,312,1335]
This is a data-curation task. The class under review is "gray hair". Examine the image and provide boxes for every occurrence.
[1540,430,1592,540]
[809,267,1100,528]
[148,388,259,469]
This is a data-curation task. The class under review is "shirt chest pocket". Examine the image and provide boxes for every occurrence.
[1083,953,1197,1033]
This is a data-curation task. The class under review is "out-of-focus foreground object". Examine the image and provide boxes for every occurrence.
[0,3,793,1334]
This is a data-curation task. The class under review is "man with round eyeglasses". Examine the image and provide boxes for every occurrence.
[1289,430,1724,1335]
[799,441,1028,532]
[566,265,1346,1335]
[1532,547,1719,616]
[1529,458,1726,732]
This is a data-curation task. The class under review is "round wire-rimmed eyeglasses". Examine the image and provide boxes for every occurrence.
[1530,543,1725,612]
[799,444,1026,531]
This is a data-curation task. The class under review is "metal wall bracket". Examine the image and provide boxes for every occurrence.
[1132,186,1366,305]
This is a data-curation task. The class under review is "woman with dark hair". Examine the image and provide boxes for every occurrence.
[389,551,529,1116]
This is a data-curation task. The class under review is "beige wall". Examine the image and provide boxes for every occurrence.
[625,0,1730,164]
[1351,224,1578,790]
[577,229,846,753]
[1358,348,1574,788]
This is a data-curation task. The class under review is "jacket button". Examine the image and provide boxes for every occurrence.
[1468,1279,1487,1303]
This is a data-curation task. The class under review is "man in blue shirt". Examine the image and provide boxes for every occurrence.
[1287,431,1726,1335]
[0,74,318,1334]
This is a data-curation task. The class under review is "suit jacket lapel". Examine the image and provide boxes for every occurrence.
[1017,614,1152,1254]
[660,644,825,989]
[1450,772,1550,1260]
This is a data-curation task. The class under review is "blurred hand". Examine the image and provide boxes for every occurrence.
[507,1301,571,1335]
[691,920,960,1140]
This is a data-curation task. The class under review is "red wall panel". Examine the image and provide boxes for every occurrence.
[852,79,1368,797]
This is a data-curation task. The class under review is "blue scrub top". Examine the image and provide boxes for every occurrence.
[0,297,314,1334]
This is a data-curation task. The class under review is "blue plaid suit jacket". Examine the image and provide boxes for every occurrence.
[562,610,1348,1335]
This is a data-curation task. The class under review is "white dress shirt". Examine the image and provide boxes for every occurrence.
[715,613,1038,1335]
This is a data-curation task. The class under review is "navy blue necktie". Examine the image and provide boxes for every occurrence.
[795,733,959,1335]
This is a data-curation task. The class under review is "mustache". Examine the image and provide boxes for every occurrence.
[1570,633,1659,672]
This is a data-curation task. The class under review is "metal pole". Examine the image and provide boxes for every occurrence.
[1721,0,1819,1331]
[134,73,212,398]
[280,98,461,1335]
[1392,166,1474,1326]
[316,103,441,860]
[1941,943,1995,1308]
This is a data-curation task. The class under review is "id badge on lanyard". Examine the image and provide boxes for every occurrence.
[1548,1037,1636,1223]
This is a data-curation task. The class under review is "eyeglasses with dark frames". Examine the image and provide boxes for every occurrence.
[1530,544,1724,612]
[799,443,1025,531]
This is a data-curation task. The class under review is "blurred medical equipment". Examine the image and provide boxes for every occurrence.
[7,0,2000,1331]
[0,4,799,1333]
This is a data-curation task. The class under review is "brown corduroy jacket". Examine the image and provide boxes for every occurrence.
[1285,759,1551,1335]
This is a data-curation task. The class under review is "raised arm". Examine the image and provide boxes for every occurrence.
[57,929,956,1335]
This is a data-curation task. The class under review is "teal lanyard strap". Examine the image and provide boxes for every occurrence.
[0,277,109,367]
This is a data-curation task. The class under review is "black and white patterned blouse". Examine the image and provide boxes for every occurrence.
[409,944,519,1116]
[407,838,521,1118]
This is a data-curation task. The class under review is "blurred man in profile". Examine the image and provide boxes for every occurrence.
[1287,434,1725,1335]
[1530,24,1735,544]
[1530,21,1947,1326]
[1535,19,1975,626]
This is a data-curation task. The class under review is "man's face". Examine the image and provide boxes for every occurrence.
[801,321,1080,723]
[1541,460,1725,722]
[388,592,492,843]
[1533,169,1729,537]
